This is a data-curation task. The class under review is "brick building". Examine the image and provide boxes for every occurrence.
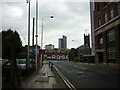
[93,2,120,64]
[18,45,40,59]
[84,34,91,55]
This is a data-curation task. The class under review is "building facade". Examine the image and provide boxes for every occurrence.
[18,45,40,59]
[79,34,91,55]
[94,2,120,64]
[45,44,54,50]
[45,48,69,60]
[59,38,64,49]
[59,35,67,50]
[84,34,91,55]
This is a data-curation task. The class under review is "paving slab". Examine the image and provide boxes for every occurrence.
[20,60,66,89]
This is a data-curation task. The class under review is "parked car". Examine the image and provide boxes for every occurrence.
[2,59,22,77]
[29,59,36,71]
[2,59,10,76]
[16,59,34,75]
[2,59,33,77]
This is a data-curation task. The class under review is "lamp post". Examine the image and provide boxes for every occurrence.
[26,0,31,71]
[40,15,54,67]
[35,0,38,70]
[72,40,80,48]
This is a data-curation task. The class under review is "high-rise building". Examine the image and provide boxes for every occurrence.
[93,2,120,64]
[63,35,67,49]
[59,35,67,50]
[59,38,64,49]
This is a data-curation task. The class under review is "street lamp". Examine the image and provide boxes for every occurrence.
[40,15,54,66]
[26,0,31,71]
[35,0,38,70]
[72,40,80,48]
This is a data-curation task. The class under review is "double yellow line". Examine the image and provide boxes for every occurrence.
[54,66,77,90]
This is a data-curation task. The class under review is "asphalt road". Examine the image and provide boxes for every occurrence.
[53,61,120,88]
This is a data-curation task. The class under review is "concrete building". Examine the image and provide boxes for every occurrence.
[63,35,67,49]
[45,44,54,50]
[59,38,64,49]
[59,35,67,50]
[93,2,120,64]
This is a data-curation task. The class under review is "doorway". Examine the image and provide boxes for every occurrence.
[98,52,104,63]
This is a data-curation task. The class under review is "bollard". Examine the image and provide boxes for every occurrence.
[49,61,51,68]
[51,63,53,71]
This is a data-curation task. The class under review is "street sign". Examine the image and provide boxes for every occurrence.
[39,49,45,54]
[29,49,39,53]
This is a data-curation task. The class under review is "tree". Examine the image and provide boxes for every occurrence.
[1,29,22,88]
[2,30,22,59]
[69,48,79,63]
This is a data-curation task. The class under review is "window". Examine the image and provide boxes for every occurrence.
[110,8,114,19]
[86,44,88,46]
[98,38,103,49]
[104,13,107,23]
[107,29,116,62]
[98,18,101,26]
[107,29,115,42]
[99,38,103,44]
[103,2,107,7]
[98,34,103,49]
[117,3,120,15]
[108,47,116,59]
[97,3,100,12]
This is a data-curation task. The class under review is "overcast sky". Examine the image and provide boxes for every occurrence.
[0,0,91,49]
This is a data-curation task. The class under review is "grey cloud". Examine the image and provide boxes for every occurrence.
[64,2,90,16]
[1,1,90,48]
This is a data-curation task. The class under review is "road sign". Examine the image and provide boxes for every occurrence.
[39,49,45,54]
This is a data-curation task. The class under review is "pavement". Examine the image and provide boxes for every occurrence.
[20,60,66,89]
[77,62,120,70]
[19,60,120,89]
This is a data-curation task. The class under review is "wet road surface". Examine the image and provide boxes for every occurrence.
[53,61,120,88]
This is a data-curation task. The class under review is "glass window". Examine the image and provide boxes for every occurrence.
[97,3,100,12]
[98,34,103,49]
[98,18,101,26]
[107,29,115,42]
[108,47,116,59]
[117,3,120,15]
[110,8,114,19]
[104,13,107,23]
[100,38,103,44]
